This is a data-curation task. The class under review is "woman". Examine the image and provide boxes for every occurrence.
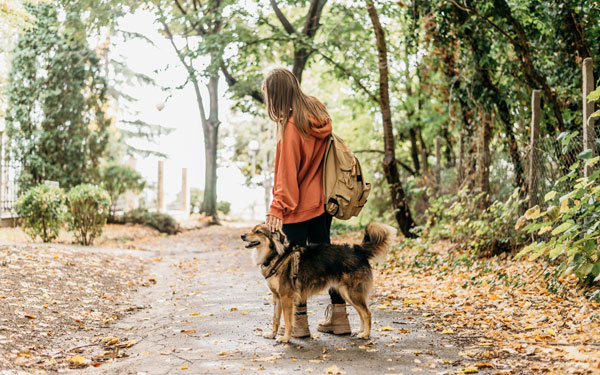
[263,67,350,338]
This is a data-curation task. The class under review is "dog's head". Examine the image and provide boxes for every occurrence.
[241,224,288,265]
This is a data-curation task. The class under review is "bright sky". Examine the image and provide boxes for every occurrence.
[116,10,266,220]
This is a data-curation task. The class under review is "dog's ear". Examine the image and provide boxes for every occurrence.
[272,230,287,255]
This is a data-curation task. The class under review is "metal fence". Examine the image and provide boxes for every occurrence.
[0,158,20,215]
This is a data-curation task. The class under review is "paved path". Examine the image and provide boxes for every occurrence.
[82,225,463,375]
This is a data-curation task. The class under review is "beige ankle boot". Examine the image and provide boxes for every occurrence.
[277,305,311,338]
[317,304,351,334]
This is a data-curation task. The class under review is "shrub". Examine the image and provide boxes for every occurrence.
[518,141,600,291]
[121,208,180,235]
[190,188,203,213]
[100,162,145,221]
[16,184,67,242]
[419,187,526,256]
[67,184,111,245]
[217,200,231,215]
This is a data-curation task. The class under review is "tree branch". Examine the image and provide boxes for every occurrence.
[303,0,326,38]
[159,14,208,125]
[270,0,296,35]
[219,64,264,103]
[448,0,516,45]
[312,50,378,103]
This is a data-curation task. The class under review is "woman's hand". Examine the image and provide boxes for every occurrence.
[266,215,282,233]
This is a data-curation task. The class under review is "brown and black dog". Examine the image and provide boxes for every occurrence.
[241,222,395,342]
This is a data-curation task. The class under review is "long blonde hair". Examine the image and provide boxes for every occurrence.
[261,68,330,138]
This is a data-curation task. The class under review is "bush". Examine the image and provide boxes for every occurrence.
[16,184,67,242]
[217,200,231,215]
[101,162,145,220]
[419,187,526,256]
[517,139,600,291]
[190,188,203,213]
[67,184,111,245]
[121,208,180,235]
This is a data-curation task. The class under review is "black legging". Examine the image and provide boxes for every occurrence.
[282,212,345,305]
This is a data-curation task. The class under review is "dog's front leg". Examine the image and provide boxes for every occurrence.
[264,297,281,339]
[276,295,293,343]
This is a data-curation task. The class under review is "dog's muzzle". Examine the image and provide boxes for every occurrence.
[241,234,260,248]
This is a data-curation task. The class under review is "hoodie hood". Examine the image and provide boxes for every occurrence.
[309,118,332,139]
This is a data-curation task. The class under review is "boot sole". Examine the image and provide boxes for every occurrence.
[317,325,351,335]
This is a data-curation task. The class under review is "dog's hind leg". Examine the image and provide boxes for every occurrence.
[276,294,294,343]
[264,296,281,339]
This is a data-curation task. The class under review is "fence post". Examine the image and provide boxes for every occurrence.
[529,90,541,209]
[583,58,595,178]
[181,167,188,214]
[157,160,164,212]
[457,131,464,186]
[435,135,441,191]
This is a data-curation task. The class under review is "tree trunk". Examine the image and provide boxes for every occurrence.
[408,127,420,175]
[366,0,416,238]
[200,75,220,222]
[478,115,491,207]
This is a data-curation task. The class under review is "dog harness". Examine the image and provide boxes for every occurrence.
[260,245,303,289]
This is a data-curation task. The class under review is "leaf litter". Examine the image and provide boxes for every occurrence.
[0,242,152,373]
[371,238,600,374]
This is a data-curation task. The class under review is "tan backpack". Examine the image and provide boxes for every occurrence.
[322,134,371,220]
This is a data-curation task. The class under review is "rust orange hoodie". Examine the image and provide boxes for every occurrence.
[267,116,332,224]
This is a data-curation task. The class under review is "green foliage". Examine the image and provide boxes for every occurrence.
[190,188,204,214]
[120,208,180,235]
[419,188,527,256]
[16,184,67,242]
[5,2,110,191]
[67,184,111,246]
[101,162,145,220]
[217,201,231,215]
[518,132,600,286]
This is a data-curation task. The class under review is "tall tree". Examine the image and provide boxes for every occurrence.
[5,3,110,189]
[366,0,416,237]
[153,0,229,222]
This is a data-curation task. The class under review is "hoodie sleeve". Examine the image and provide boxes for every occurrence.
[267,124,302,220]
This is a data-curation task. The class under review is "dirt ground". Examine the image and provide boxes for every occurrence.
[2,223,599,374]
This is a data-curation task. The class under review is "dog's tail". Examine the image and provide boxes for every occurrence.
[361,222,397,265]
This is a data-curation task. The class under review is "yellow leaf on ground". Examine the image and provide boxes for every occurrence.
[441,329,454,334]
[24,314,35,319]
[181,365,188,370]
[546,328,556,336]
[181,329,196,334]
[217,351,227,356]
[462,366,478,373]
[102,336,118,345]
[69,355,86,366]
[380,325,394,331]
[325,364,345,374]
[475,362,495,369]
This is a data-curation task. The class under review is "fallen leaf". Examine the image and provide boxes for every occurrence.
[69,355,86,366]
